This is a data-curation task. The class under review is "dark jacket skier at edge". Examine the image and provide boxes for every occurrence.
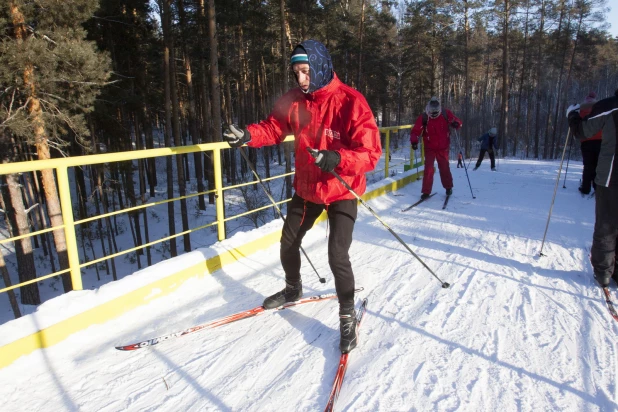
[567,89,618,288]
[473,128,498,171]
[222,39,382,353]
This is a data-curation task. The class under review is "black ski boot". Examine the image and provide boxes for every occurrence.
[446,188,453,196]
[263,280,302,309]
[420,193,430,200]
[339,306,358,354]
[595,274,610,288]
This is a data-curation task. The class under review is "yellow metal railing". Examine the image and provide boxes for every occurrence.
[0,126,420,298]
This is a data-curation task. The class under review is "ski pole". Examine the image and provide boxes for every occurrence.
[306,148,450,288]
[238,147,326,284]
[452,129,476,199]
[562,136,574,188]
[539,128,572,257]
[414,145,420,180]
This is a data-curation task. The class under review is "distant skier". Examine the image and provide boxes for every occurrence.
[578,91,602,195]
[457,152,464,168]
[410,96,462,199]
[222,40,381,353]
[567,89,618,288]
[473,128,498,171]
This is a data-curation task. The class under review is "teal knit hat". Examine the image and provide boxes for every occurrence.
[290,45,309,65]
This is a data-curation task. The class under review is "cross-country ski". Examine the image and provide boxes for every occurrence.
[401,193,436,211]
[601,287,618,322]
[442,194,451,209]
[324,298,368,412]
[116,289,363,351]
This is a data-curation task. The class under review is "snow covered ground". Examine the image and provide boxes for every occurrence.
[1,158,616,412]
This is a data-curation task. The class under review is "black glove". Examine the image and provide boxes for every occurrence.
[223,124,250,148]
[567,110,582,125]
[314,150,341,172]
[451,121,460,129]
[412,143,418,151]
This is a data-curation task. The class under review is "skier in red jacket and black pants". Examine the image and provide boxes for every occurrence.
[410,97,462,199]
[578,91,602,195]
[222,39,382,353]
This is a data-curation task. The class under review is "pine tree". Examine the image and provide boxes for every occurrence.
[1,0,111,292]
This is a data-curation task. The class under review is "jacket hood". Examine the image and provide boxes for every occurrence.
[297,39,333,93]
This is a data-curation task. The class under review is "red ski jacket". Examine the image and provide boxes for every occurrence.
[580,103,602,142]
[246,73,382,205]
[410,109,462,151]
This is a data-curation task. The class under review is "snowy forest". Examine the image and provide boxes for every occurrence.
[0,0,617,319]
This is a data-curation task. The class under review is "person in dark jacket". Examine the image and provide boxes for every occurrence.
[578,91,602,195]
[222,40,382,353]
[457,152,464,168]
[473,128,498,171]
[409,97,462,199]
[567,88,618,287]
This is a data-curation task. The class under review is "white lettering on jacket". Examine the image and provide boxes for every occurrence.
[325,128,340,140]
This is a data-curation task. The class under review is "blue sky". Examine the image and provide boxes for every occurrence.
[608,0,618,36]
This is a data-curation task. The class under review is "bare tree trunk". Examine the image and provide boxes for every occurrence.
[0,190,22,317]
[142,110,157,198]
[549,0,569,159]
[208,0,222,143]
[1,173,40,304]
[92,165,111,276]
[161,0,177,257]
[357,0,366,89]
[280,0,288,96]
[11,1,73,292]
[463,0,471,156]
[514,0,530,157]
[134,115,152,266]
[543,90,553,159]
[177,0,205,212]
[197,0,216,205]
[168,30,191,253]
[279,0,293,199]
[499,0,511,156]
[533,0,546,159]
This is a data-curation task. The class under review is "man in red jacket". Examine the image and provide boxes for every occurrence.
[578,91,602,195]
[410,97,462,199]
[222,39,381,353]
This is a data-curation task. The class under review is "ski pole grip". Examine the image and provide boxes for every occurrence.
[306,147,319,158]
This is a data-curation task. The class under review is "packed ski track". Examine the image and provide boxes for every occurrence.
[2,159,618,411]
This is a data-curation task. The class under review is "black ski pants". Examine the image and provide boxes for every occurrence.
[591,185,618,284]
[580,140,601,193]
[457,159,463,168]
[280,194,357,308]
[475,148,495,169]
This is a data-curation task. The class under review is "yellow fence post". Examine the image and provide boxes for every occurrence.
[56,166,83,290]
[384,130,390,179]
[213,148,225,241]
